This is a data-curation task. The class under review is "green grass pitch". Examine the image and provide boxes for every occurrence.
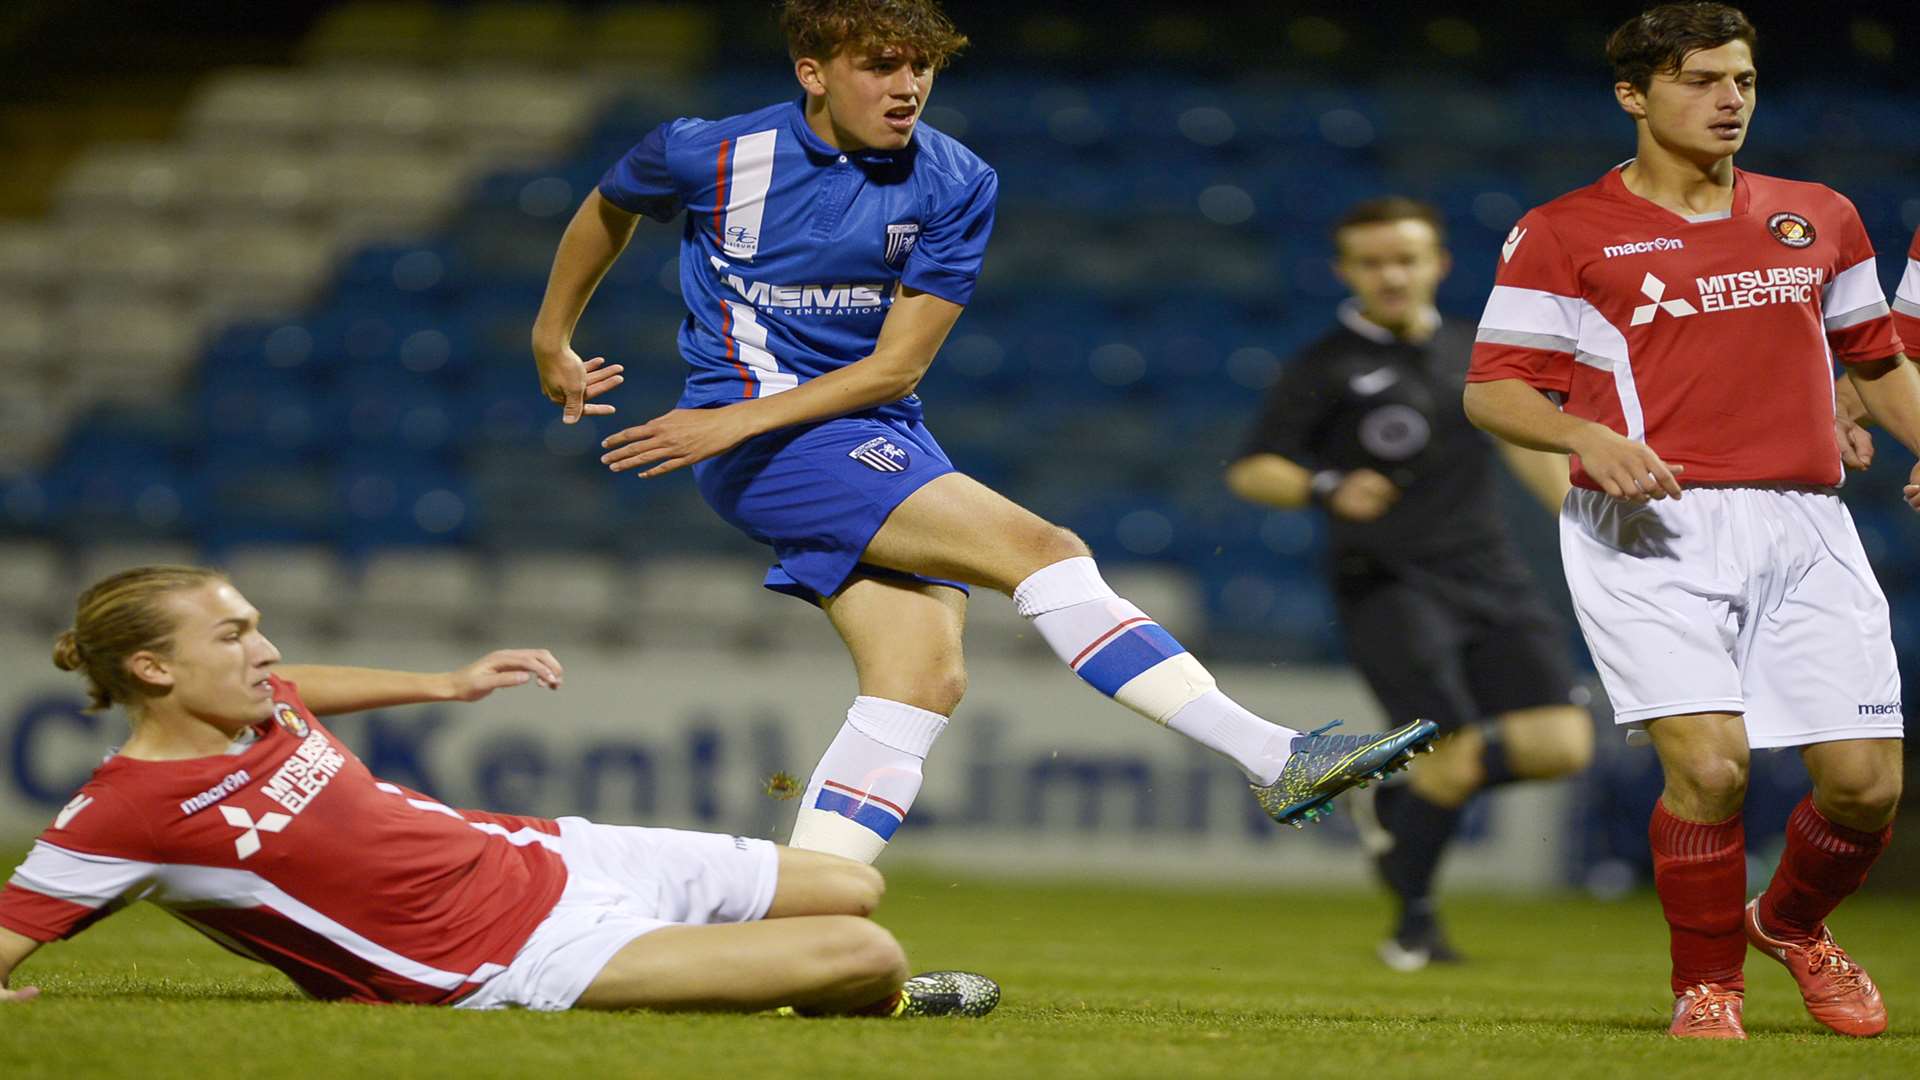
[3,861,1916,1079]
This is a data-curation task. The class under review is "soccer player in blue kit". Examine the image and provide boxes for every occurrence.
[531,0,1436,865]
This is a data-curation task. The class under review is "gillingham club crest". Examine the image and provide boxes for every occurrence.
[274,702,309,738]
[1767,211,1816,248]
[884,221,921,269]
[849,436,911,473]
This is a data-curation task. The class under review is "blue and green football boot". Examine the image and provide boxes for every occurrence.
[1253,719,1439,828]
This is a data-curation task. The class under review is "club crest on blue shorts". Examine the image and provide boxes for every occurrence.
[848,436,910,473]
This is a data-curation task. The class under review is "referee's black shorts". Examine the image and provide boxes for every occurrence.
[1331,546,1577,735]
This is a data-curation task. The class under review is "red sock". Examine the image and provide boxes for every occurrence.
[1649,800,1746,995]
[1756,795,1891,943]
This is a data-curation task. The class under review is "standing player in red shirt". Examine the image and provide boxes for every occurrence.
[1462,4,1920,1039]
[0,566,996,1017]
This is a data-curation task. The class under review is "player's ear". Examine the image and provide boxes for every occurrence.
[125,650,175,693]
[795,56,828,98]
[1614,81,1647,120]
[1436,247,1454,283]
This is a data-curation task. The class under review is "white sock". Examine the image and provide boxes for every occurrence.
[789,696,948,864]
[1014,556,1296,784]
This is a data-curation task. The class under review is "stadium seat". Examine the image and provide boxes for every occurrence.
[56,142,193,218]
[0,223,63,298]
[579,4,719,73]
[448,3,579,68]
[0,538,68,634]
[194,223,339,317]
[220,543,356,640]
[488,550,632,648]
[75,540,204,587]
[180,68,331,146]
[630,555,769,649]
[353,547,491,638]
[302,1,447,67]
[59,220,196,294]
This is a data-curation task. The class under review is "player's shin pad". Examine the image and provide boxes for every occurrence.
[1108,652,1218,725]
[790,808,890,864]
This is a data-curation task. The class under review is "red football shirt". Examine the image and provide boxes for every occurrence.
[0,675,568,1004]
[1893,226,1920,351]
[1469,166,1904,490]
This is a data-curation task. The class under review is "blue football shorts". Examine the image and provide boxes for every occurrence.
[693,412,971,603]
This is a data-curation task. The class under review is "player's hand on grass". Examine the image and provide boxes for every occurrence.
[1834,413,1874,471]
[600,407,757,478]
[447,649,564,700]
[0,984,39,1003]
[1327,469,1401,522]
[1567,425,1684,502]
[535,348,624,425]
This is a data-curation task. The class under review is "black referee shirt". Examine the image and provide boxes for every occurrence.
[1237,304,1507,560]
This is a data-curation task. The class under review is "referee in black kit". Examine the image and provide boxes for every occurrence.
[1226,197,1593,970]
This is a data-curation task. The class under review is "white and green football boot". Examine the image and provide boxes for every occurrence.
[892,970,1000,1018]
[1252,719,1438,828]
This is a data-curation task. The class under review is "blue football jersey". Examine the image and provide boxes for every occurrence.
[598,98,998,421]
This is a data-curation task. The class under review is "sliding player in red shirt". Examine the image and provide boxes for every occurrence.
[0,566,995,1016]
[1463,4,1920,1039]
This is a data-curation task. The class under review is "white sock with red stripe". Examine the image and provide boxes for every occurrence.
[1014,556,1296,784]
[788,696,948,864]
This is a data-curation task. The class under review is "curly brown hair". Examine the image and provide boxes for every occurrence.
[781,0,970,70]
[1607,3,1757,91]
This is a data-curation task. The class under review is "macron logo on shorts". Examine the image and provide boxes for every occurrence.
[849,437,910,472]
[1857,703,1900,716]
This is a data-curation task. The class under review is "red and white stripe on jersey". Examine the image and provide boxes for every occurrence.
[1893,226,1920,350]
[710,128,794,399]
[0,676,568,1005]
[1469,168,1903,489]
[715,129,777,261]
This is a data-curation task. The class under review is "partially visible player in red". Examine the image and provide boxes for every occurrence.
[1894,228,1920,464]
[1462,3,1920,1040]
[0,566,996,1017]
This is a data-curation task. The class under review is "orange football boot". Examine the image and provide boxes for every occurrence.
[1669,983,1746,1039]
[1745,899,1886,1037]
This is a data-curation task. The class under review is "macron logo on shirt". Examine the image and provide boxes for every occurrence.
[54,794,94,830]
[1604,237,1685,259]
[1502,227,1527,263]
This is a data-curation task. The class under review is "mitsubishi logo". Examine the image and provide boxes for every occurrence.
[1630,272,1698,326]
[221,805,292,859]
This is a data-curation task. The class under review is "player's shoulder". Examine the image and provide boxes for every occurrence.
[1738,169,1851,209]
[908,122,994,188]
[1515,172,1619,233]
[36,772,153,859]
[658,100,793,150]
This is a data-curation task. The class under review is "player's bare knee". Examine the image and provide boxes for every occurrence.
[1032,524,1090,566]
[1527,712,1594,777]
[827,918,907,986]
[841,862,886,918]
[1817,773,1902,830]
[1671,752,1749,807]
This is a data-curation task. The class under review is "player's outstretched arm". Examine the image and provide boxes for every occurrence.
[0,927,43,1002]
[533,189,640,423]
[1846,354,1920,509]
[1225,453,1314,508]
[276,650,564,716]
[1464,378,1684,502]
[601,288,966,478]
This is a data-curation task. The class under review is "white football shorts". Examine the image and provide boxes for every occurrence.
[456,818,778,1012]
[1560,485,1903,748]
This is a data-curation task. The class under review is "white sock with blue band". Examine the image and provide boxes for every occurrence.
[789,696,948,864]
[1014,556,1296,785]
